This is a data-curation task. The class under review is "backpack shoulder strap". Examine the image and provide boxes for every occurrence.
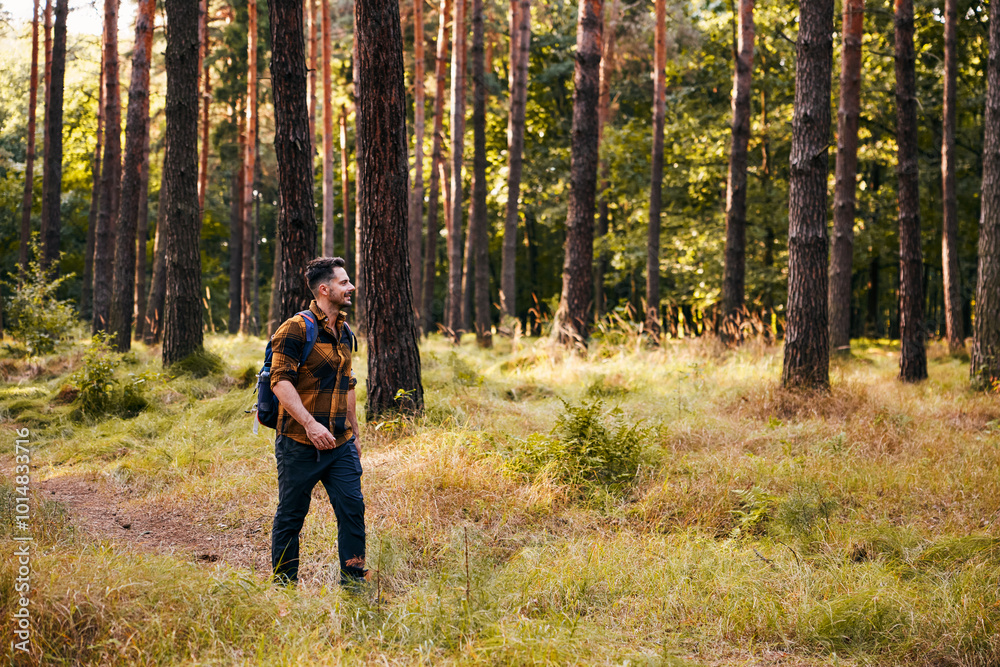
[343,321,358,352]
[298,311,319,367]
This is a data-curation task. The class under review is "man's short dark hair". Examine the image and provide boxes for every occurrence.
[305,257,347,295]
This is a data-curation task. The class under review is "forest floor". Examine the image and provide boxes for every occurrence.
[2,329,999,666]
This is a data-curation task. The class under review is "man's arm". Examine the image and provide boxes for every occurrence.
[347,388,361,455]
[272,380,338,450]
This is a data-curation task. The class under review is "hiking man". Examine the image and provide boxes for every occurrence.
[269,257,366,586]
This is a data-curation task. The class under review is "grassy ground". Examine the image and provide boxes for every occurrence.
[2,331,999,665]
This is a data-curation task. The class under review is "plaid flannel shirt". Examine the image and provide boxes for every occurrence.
[269,301,358,446]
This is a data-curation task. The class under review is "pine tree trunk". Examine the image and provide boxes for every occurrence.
[110,0,155,352]
[135,118,151,340]
[356,0,424,416]
[308,0,318,149]
[227,112,244,334]
[828,0,863,353]
[340,106,351,272]
[269,0,318,323]
[353,23,366,335]
[321,0,335,257]
[253,135,262,330]
[19,0,40,281]
[39,0,51,260]
[94,0,122,332]
[646,0,668,339]
[941,0,963,353]
[781,0,833,389]
[470,0,491,347]
[446,0,467,342]
[162,0,205,366]
[720,0,755,341]
[895,0,926,382]
[971,1,1000,384]
[553,0,602,347]
[83,45,105,320]
[594,0,617,319]
[242,0,259,334]
[197,0,210,212]
[422,0,451,334]
[268,226,282,335]
[409,0,426,314]
[500,0,530,320]
[40,0,67,273]
[144,145,168,344]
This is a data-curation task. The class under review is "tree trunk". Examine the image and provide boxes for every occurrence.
[422,0,451,334]
[500,0,530,320]
[162,0,204,365]
[321,0,335,257]
[895,0,926,382]
[866,251,879,336]
[409,0,426,315]
[720,0,755,340]
[828,0,863,353]
[970,1,1000,385]
[553,0,602,347]
[94,0,122,332]
[40,0,67,273]
[353,22,366,335]
[110,0,155,352]
[941,0,963,353]
[340,106,351,272]
[269,0,318,323]
[39,0,51,263]
[82,44,105,320]
[646,0,668,339]
[781,0,833,389]
[227,110,245,334]
[19,0,41,281]
[144,146,168,344]
[135,114,151,340]
[197,0,210,212]
[242,0,259,334]
[308,0,318,149]
[268,224,282,335]
[595,0,617,319]
[356,0,424,416]
[470,0,491,347]
[253,135,262,330]
[446,0,467,342]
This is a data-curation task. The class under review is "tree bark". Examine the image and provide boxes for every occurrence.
[356,0,424,416]
[242,0,259,334]
[268,224,282,335]
[110,0,155,352]
[94,0,122,332]
[470,0,491,347]
[422,0,451,334]
[895,0,926,382]
[646,0,668,339]
[446,0,467,342]
[39,0,51,263]
[409,0,427,315]
[144,145,168,344]
[500,0,530,320]
[162,0,204,365]
[197,0,210,212]
[321,0,335,257]
[228,109,245,334]
[781,0,833,389]
[553,0,602,347]
[721,0,755,340]
[340,106,351,273]
[83,43,105,320]
[828,0,863,353]
[308,0,318,150]
[134,114,152,340]
[353,22,366,335]
[39,0,67,273]
[971,0,1000,384]
[270,0,318,323]
[594,0,618,319]
[941,0,963,353]
[19,0,41,281]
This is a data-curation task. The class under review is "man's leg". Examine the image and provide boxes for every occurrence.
[320,437,367,585]
[271,434,324,584]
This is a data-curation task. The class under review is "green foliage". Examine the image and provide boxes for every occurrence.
[168,348,226,378]
[729,486,776,539]
[71,334,156,419]
[3,239,77,356]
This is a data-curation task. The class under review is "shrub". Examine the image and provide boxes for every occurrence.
[168,348,226,378]
[3,238,77,356]
[71,334,156,419]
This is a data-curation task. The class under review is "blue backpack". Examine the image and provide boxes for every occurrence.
[254,311,319,429]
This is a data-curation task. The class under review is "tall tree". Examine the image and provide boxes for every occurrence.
[308,0,318,147]
[409,0,427,312]
[340,106,351,274]
[198,0,211,213]
[353,19,366,334]
[895,0,926,381]
[110,0,156,352]
[553,0,602,346]
[39,0,51,263]
[144,145,168,344]
[356,0,424,415]
[646,0,668,339]
[828,0,863,352]
[321,0,335,256]
[500,0,530,320]
[720,0,755,340]
[469,0,491,347]
[39,0,67,272]
[162,0,205,366]
[135,117,152,340]
[82,45,105,320]
[269,0,318,322]
[446,0,467,341]
[93,0,122,332]
[421,0,451,333]
[594,0,618,319]
[971,0,1000,386]
[19,0,40,280]
[780,0,833,389]
[242,0,259,334]
[228,104,245,333]
[941,0,963,353]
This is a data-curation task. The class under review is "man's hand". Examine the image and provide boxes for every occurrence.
[353,438,362,457]
[305,419,337,450]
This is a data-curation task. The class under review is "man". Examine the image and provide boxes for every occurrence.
[269,257,366,586]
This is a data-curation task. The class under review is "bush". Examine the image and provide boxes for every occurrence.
[168,348,226,378]
[4,238,77,356]
[71,334,156,419]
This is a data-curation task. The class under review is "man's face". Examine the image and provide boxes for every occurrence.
[320,267,355,309]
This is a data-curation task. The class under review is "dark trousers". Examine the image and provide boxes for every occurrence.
[271,433,366,584]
